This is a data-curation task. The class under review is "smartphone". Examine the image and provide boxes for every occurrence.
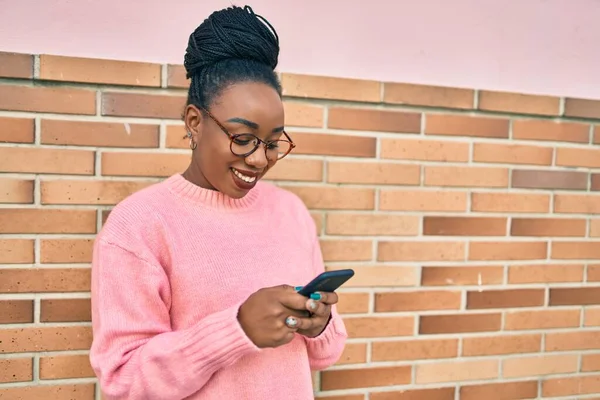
[297,269,355,297]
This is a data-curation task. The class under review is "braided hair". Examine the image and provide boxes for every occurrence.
[183,5,282,109]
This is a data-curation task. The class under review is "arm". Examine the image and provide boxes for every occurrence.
[301,234,348,371]
[90,239,260,400]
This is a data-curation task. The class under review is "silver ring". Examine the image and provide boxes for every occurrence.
[285,316,298,328]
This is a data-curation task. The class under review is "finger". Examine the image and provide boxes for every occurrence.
[285,315,318,331]
[306,298,329,317]
[311,291,338,305]
[286,308,311,318]
[279,291,311,312]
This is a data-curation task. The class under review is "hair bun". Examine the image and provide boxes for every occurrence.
[184,5,280,79]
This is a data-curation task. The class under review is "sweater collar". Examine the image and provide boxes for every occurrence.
[165,173,263,211]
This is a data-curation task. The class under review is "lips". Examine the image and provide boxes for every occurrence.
[230,167,260,190]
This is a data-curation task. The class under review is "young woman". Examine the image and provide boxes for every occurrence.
[89,5,348,400]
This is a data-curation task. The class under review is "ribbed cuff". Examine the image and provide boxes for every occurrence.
[176,302,261,375]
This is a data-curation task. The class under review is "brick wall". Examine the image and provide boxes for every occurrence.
[1,51,600,399]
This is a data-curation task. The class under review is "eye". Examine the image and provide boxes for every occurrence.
[232,134,258,146]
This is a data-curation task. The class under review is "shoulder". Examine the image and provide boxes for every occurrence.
[97,177,174,245]
[257,180,317,233]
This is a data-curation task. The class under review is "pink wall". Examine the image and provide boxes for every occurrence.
[1,0,599,99]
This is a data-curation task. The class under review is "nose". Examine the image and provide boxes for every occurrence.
[245,145,269,169]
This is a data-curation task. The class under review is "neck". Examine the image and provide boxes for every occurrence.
[182,159,215,191]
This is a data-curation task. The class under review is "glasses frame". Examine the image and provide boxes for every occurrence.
[196,106,296,161]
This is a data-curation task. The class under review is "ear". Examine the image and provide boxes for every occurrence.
[184,104,204,143]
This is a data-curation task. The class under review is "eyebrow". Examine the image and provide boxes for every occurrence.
[226,117,284,133]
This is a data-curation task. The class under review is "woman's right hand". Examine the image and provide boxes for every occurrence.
[237,284,317,348]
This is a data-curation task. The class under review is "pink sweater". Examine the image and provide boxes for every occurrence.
[90,173,347,400]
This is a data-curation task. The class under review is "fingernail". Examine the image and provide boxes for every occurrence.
[294,286,303,291]
[310,293,322,301]
[309,300,318,310]
[285,316,298,328]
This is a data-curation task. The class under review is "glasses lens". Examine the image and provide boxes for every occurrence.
[231,134,259,156]
[266,140,292,160]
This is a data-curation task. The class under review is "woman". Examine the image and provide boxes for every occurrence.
[89,5,348,400]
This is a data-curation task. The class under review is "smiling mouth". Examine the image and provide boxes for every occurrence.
[231,168,258,183]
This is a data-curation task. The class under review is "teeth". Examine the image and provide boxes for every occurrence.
[233,168,256,183]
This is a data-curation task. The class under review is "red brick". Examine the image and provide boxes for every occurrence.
[325,266,417,287]
[39,354,95,379]
[0,209,96,234]
[419,313,501,334]
[0,52,33,78]
[40,299,91,322]
[166,64,187,88]
[421,266,504,286]
[283,102,324,127]
[321,366,411,390]
[556,147,600,168]
[0,326,92,352]
[542,374,600,397]
[425,114,509,138]
[0,147,94,175]
[319,240,372,262]
[102,92,186,119]
[478,90,560,116]
[101,152,188,177]
[336,293,369,314]
[549,287,600,306]
[345,316,414,338]
[41,179,153,205]
[423,216,507,236]
[41,119,160,147]
[292,132,376,157]
[512,169,588,190]
[466,289,545,309]
[0,300,33,323]
[0,178,33,203]
[281,73,380,102]
[328,107,421,133]
[371,338,458,361]
[471,192,550,213]
[378,241,465,262]
[335,343,367,365]
[510,218,586,237]
[282,186,374,210]
[460,381,538,400]
[512,119,590,143]
[505,309,581,330]
[425,166,508,188]
[371,388,455,400]
[416,359,498,384]
[473,143,553,165]
[508,264,584,284]
[375,290,461,312]
[0,84,96,114]
[502,354,578,378]
[0,384,95,400]
[384,82,474,109]
[326,214,419,236]
[40,55,161,86]
[469,241,547,261]
[380,190,468,212]
[552,241,600,259]
[545,331,600,351]
[380,138,469,162]
[327,161,420,185]
[0,357,32,383]
[462,334,541,356]
[0,117,34,143]
[263,158,324,182]
[554,194,600,214]
[40,239,94,263]
[0,268,90,293]
[564,97,600,119]
[0,240,34,264]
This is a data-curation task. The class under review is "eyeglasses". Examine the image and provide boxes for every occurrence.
[200,107,296,161]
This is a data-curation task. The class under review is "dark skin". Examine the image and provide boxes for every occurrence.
[181,81,338,347]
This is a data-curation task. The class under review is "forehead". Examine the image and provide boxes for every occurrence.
[213,82,284,124]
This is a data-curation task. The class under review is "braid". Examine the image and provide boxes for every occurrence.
[183,5,281,109]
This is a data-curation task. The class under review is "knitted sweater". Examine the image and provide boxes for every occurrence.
[89,173,348,400]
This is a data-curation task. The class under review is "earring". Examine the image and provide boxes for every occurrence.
[186,131,197,150]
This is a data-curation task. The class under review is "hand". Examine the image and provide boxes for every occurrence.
[295,290,338,338]
[237,285,313,348]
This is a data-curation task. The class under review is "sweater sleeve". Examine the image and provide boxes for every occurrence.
[90,239,260,400]
[301,234,348,371]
